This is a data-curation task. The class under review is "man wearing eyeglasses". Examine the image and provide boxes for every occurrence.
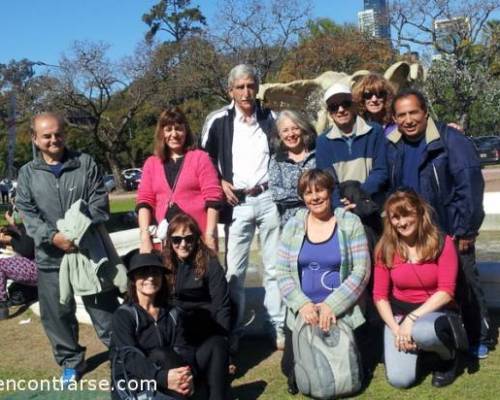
[387,88,490,360]
[316,83,388,209]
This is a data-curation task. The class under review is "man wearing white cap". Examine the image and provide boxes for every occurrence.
[316,82,388,208]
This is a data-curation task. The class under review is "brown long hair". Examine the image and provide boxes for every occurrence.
[162,213,214,286]
[375,190,442,268]
[153,107,196,161]
[352,73,395,126]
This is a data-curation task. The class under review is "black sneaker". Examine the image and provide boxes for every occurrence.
[0,301,9,320]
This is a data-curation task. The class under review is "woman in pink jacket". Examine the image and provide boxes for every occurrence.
[137,107,223,253]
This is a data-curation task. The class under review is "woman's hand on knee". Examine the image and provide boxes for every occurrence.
[167,366,193,396]
[396,318,416,352]
[299,302,319,326]
[317,303,336,332]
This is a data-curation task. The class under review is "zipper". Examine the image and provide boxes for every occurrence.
[432,163,440,193]
[153,320,163,347]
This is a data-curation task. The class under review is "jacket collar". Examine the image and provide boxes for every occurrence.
[275,150,315,163]
[32,148,81,171]
[325,115,371,139]
[387,117,441,145]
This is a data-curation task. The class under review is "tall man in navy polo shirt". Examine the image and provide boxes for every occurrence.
[386,89,491,359]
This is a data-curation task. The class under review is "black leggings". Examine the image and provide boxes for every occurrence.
[194,335,230,400]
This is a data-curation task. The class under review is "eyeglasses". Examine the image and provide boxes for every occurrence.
[171,234,196,246]
[327,100,353,113]
[363,90,387,100]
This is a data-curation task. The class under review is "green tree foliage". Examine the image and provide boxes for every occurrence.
[142,0,206,43]
[278,19,396,81]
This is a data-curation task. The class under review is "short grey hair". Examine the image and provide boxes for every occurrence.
[275,110,317,152]
[227,64,260,90]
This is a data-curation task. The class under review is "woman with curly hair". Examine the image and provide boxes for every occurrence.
[353,72,396,136]
[373,190,462,389]
[163,213,231,400]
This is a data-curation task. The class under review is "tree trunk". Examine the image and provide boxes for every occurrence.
[106,152,124,192]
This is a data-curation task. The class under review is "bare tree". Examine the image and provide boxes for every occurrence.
[212,0,312,82]
[47,41,158,190]
[390,0,500,60]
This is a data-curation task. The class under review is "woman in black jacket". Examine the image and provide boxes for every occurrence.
[111,252,193,399]
[163,213,231,400]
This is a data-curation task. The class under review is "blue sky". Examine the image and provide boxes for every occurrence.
[0,0,364,66]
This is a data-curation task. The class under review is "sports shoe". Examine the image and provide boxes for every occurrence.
[470,344,489,359]
[60,368,78,389]
[0,301,9,320]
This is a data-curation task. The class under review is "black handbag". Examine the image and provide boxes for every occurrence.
[444,310,469,352]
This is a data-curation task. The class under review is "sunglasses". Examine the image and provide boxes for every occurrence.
[363,90,387,100]
[134,266,163,278]
[171,234,196,246]
[327,100,353,113]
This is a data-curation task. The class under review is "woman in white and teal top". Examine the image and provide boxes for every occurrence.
[276,168,370,393]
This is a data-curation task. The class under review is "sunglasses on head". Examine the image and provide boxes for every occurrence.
[327,100,353,113]
[363,90,387,100]
[171,234,196,246]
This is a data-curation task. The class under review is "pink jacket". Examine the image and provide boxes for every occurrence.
[137,149,223,233]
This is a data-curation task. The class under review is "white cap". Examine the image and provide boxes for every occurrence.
[323,83,352,103]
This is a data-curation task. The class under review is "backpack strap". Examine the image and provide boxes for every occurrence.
[121,303,140,336]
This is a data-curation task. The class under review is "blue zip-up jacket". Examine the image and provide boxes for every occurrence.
[386,118,484,237]
[316,116,387,207]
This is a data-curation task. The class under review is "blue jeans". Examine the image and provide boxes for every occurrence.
[226,191,284,333]
[384,312,453,388]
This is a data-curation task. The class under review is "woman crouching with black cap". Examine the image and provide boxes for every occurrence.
[110,252,193,399]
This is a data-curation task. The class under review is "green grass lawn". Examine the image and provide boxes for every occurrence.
[109,197,135,214]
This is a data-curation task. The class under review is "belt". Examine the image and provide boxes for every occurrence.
[234,182,269,201]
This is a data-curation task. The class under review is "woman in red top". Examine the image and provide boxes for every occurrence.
[373,190,460,389]
[137,108,223,253]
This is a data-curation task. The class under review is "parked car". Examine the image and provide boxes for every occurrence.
[472,136,500,165]
[103,174,116,192]
[121,168,142,191]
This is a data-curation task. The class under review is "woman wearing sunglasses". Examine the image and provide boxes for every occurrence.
[352,73,397,136]
[163,213,231,400]
[111,252,193,399]
[137,107,223,254]
[373,190,461,389]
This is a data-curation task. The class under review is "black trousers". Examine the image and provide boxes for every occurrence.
[193,335,230,400]
[456,247,492,346]
[37,268,120,368]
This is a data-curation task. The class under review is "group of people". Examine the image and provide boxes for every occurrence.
[5,61,491,399]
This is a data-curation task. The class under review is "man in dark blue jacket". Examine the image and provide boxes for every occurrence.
[386,89,491,359]
[316,82,388,208]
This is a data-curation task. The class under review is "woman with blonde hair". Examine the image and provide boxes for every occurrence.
[373,189,462,389]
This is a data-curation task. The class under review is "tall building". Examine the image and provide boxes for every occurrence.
[358,0,391,41]
[434,16,470,54]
